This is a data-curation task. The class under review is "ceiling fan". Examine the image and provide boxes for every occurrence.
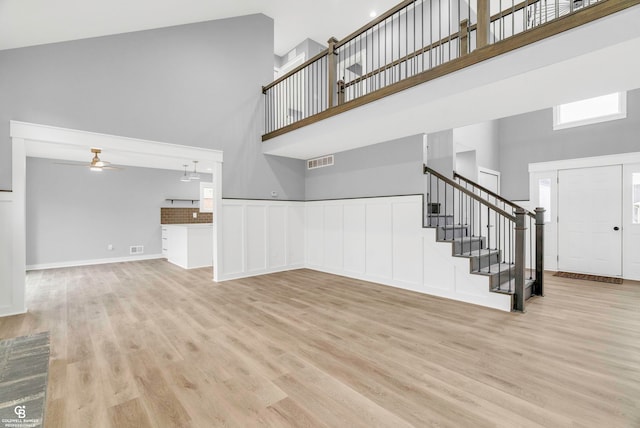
[55,148,123,172]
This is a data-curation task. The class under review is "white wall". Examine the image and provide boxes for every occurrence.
[218,199,305,281]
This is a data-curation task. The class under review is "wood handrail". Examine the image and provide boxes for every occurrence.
[469,0,585,32]
[335,0,416,50]
[264,0,595,93]
[263,0,638,141]
[453,171,535,217]
[263,48,330,93]
[343,30,461,89]
[425,166,516,222]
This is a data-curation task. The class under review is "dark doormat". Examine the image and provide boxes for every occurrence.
[0,331,50,428]
[553,271,623,284]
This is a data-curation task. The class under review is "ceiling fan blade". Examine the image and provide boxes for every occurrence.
[53,148,124,170]
[53,161,91,167]
[52,161,124,170]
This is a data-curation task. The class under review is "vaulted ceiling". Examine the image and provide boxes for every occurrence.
[0,0,399,55]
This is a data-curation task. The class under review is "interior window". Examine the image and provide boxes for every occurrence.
[553,92,626,130]
[538,178,551,223]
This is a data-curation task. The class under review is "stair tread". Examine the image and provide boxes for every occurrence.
[475,263,515,275]
[457,249,499,258]
[438,237,483,244]
[491,278,535,294]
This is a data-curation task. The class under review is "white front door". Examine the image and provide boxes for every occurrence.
[623,163,640,280]
[558,165,622,276]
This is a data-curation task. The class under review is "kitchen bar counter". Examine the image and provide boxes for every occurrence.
[162,223,213,269]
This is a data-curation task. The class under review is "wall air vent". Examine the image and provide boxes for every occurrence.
[129,245,144,255]
[307,155,334,170]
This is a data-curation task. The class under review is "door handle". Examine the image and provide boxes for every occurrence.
[613,226,620,231]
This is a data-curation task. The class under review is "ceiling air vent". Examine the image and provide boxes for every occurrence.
[307,155,334,170]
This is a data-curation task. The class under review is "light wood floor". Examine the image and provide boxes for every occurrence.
[1,261,639,427]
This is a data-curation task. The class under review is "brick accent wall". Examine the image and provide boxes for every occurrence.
[161,208,213,224]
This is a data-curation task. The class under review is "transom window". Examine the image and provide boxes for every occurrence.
[553,92,626,130]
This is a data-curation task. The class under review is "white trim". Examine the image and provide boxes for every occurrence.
[27,254,165,271]
[0,308,28,317]
[10,121,223,170]
[553,92,627,131]
[217,265,305,282]
[529,151,640,173]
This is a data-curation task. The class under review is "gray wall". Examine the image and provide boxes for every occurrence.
[0,14,305,199]
[498,88,640,200]
[26,157,211,266]
[305,134,424,200]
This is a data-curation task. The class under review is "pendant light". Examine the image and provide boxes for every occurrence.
[180,164,191,182]
[189,160,200,180]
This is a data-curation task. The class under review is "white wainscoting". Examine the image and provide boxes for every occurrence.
[218,199,305,281]
[0,192,26,317]
[219,196,511,311]
[305,195,512,312]
[0,194,13,310]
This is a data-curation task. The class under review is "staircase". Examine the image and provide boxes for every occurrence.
[424,166,544,311]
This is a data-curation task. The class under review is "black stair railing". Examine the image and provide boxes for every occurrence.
[425,166,545,311]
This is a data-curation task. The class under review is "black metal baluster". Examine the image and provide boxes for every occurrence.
[498,214,502,289]
[445,182,448,239]
[453,186,456,241]
[529,215,534,280]
[509,219,513,292]
[487,206,491,273]
[437,176,440,228]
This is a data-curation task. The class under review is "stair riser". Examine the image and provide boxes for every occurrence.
[452,239,484,254]
[426,216,454,227]
[437,227,469,240]
[488,267,517,287]
[470,253,501,271]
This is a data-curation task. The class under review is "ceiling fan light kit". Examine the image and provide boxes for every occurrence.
[54,147,122,171]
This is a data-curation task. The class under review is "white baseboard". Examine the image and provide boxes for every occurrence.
[0,306,28,318]
[26,254,164,271]
[216,264,305,282]
[166,260,213,270]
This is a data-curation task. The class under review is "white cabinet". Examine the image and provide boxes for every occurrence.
[161,226,168,257]
[163,224,213,269]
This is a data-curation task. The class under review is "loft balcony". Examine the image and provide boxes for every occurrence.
[261,0,640,160]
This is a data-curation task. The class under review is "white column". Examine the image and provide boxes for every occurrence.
[212,160,223,282]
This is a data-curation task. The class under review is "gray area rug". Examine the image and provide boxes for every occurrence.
[0,332,50,428]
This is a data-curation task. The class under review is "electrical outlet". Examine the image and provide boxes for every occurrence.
[193,212,197,219]
[271,191,278,198]
[107,244,113,251]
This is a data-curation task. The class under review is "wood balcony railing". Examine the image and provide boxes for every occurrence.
[262,0,639,140]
